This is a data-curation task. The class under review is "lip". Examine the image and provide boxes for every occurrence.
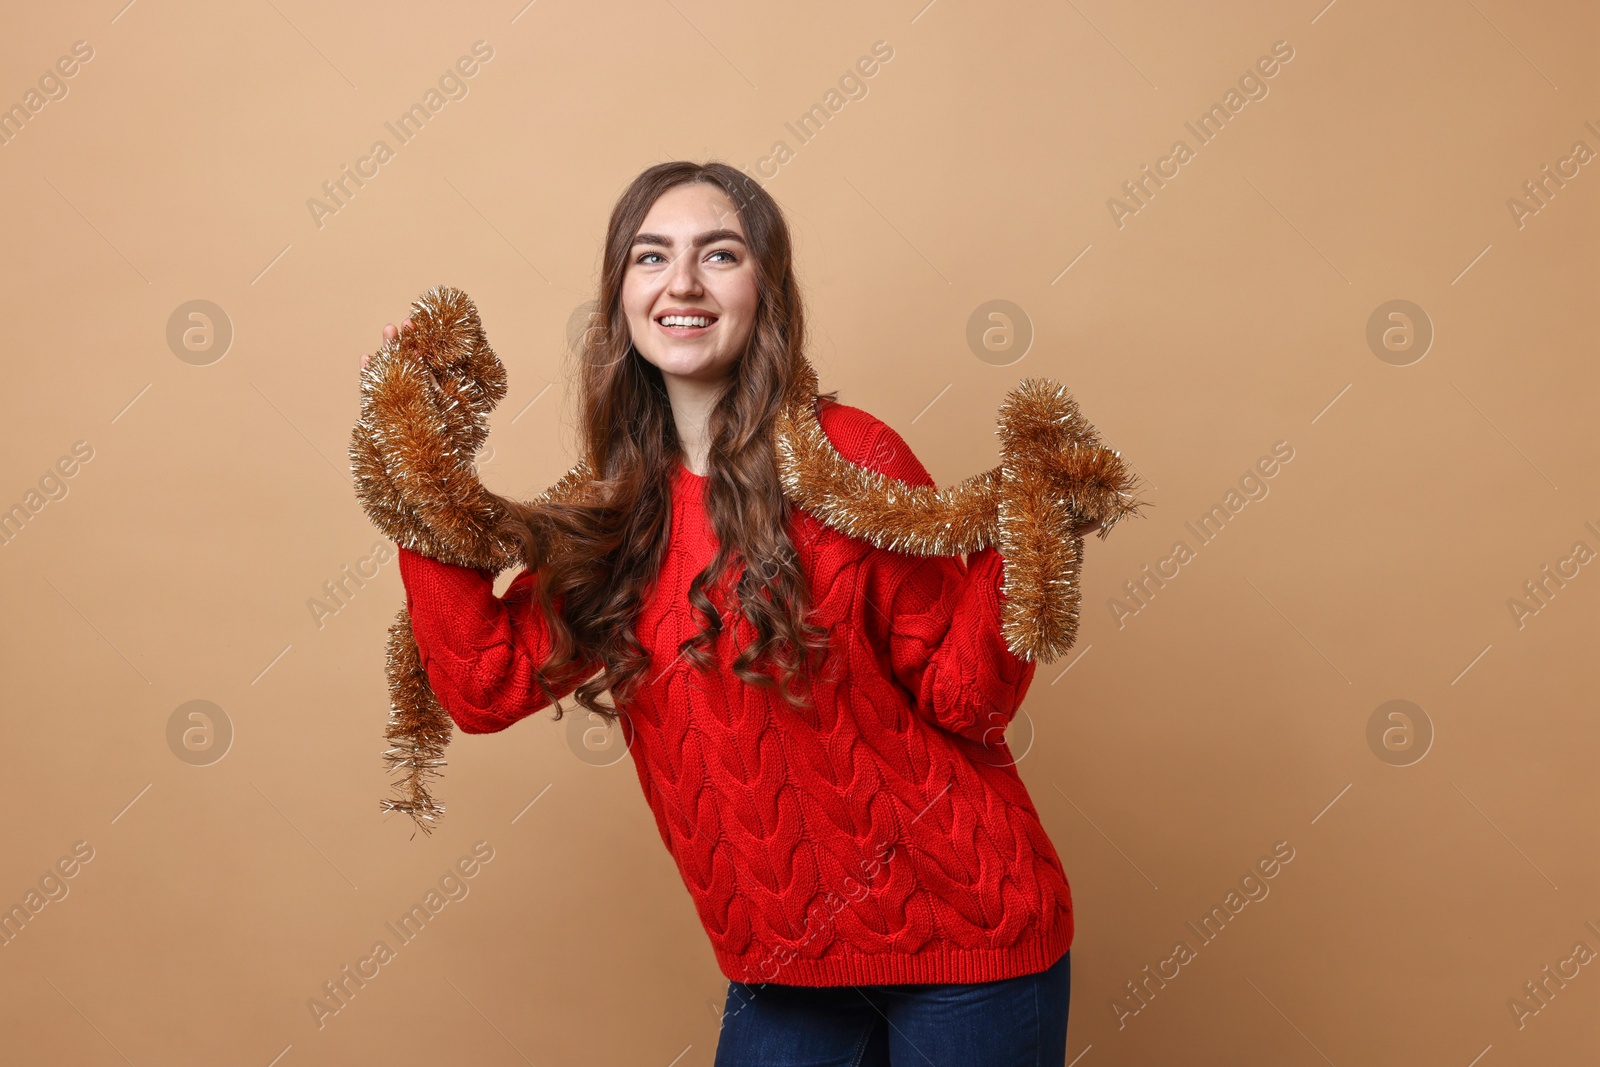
[654,307,719,338]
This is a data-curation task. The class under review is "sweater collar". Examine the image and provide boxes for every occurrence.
[673,456,708,485]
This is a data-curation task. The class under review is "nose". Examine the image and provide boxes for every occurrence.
[664,249,705,296]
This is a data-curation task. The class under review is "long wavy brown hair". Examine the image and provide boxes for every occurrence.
[486,161,841,725]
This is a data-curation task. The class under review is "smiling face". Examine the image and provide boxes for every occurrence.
[621,182,759,386]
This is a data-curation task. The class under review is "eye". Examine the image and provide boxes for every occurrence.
[635,251,666,265]
[707,248,738,263]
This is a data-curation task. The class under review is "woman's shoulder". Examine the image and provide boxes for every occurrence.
[814,398,935,489]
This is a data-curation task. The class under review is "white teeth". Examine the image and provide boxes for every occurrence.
[659,315,713,328]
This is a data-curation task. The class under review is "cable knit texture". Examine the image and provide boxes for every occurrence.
[396,400,1074,986]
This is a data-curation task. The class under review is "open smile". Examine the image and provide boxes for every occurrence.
[655,311,719,337]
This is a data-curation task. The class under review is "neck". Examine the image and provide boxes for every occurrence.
[660,370,728,476]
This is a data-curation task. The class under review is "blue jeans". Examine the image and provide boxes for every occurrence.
[712,950,1070,1066]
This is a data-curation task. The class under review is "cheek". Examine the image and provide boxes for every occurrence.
[620,276,648,317]
[720,274,760,321]
[621,283,659,338]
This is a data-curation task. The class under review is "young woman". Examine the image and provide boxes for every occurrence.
[361,161,1090,1065]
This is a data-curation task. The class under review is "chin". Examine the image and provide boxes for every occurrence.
[670,360,732,380]
[655,352,736,380]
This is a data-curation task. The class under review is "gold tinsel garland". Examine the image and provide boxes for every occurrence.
[351,286,1147,835]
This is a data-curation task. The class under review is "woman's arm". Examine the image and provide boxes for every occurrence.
[854,423,1037,747]
[872,542,1037,748]
[397,545,600,733]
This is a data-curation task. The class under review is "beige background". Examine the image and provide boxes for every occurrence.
[1,1,1595,1064]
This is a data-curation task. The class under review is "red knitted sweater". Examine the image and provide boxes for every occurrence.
[396,400,1074,986]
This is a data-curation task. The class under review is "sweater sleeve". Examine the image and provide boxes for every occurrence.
[396,544,601,734]
[855,422,1037,747]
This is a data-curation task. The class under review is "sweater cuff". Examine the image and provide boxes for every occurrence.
[396,544,500,648]
[396,543,495,582]
[966,544,1031,680]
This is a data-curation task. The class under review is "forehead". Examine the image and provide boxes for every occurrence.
[635,183,744,236]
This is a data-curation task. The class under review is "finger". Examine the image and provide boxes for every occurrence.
[361,354,369,370]
[402,317,414,330]
[383,323,397,340]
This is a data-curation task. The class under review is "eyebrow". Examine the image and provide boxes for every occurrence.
[631,228,747,249]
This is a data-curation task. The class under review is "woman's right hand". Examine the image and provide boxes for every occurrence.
[360,316,414,373]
